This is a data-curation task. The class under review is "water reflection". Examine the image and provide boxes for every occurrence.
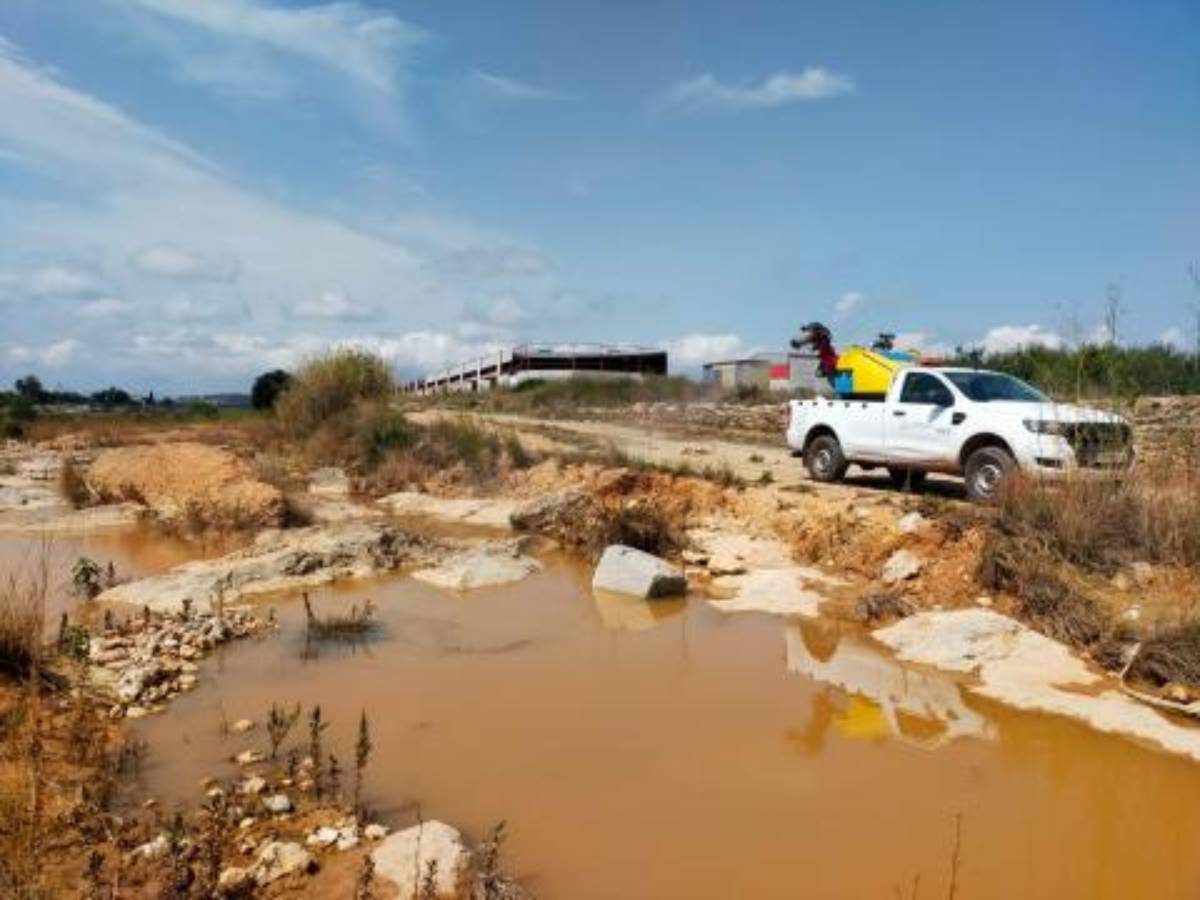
[591,589,686,632]
[785,620,994,750]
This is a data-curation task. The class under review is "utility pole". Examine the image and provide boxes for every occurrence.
[1104,281,1123,345]
[1185,263,1200,378]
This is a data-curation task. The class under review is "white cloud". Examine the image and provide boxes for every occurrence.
[40,338,80,367]
[294,290,375,321]
[163,295,228,322]
[5,345,34,365]
[662,68,854,113]
[131,245,241,282]
[834,291,863,315]
[123,0,428,93]
[660,333,750,368]
[79,297,134,319]
[978,324,1064,354]
[27,266,102,297]
[470,70,568,103]
[0,38,587,391]
[1159,326,1189,350]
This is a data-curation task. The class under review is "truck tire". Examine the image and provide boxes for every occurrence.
[805,435,848,483]
[888,468,927,491]
[964,446,1014,503]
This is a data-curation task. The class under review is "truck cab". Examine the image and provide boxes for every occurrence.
[786,367,1133,501]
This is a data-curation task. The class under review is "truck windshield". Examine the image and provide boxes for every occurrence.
[944,371,1047,402]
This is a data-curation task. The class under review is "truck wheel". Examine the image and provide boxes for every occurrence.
[888,468,927,491]
[805,435,848,483]
[964,446,1013,503]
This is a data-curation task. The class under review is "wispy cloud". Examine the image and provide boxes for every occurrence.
[834,291,864,315]
[121,0,429,93]
[131,245,241,282]
[661,68,854,113]
[470,70,570,103]
[294,289,376,321]
[976,324,1064,354]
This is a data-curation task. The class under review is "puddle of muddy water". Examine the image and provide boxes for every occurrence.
[113,551,1200,900]
[0,527,238,627]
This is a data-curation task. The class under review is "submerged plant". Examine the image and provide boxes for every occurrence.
[354,710,372,816]
[72,557,103,600]
[266,702,301,760]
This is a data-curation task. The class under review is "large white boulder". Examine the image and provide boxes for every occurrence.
[371,821,469,899]
[592,545,687,599]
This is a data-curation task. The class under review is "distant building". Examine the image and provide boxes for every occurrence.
[701,358,770,391]
[703,351,827,394]
[409,343,668,394]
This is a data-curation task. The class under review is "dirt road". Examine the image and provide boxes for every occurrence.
[411,409,966,500]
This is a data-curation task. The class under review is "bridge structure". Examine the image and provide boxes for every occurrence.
[407,343,668,394]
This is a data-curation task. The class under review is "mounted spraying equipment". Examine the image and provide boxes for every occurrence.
[791,322,920,400]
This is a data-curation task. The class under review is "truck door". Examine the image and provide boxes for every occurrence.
[886,372,958,465]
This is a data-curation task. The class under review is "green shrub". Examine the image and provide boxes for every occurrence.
[251,369,293,411]
[276,349,395,438]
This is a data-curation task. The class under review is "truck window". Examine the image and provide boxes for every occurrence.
[899,372,953,406]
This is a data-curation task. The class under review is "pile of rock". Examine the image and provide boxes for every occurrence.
[1130,395,1200,470]
[88,608,274,718]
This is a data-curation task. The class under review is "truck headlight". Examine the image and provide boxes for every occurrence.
[1023,419,1068,435]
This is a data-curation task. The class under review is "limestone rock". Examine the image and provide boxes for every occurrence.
[261,793,292,815]
[881,549,922,584]
[592,545,687,599]
[372,821,468,899]
[252,841,314,885]
[96,522,439,614]
[412,541,541,592]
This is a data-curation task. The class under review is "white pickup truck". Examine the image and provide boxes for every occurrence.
[786,367,1133,501]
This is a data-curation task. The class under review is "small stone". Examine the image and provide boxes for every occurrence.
[1164,683,1192,704]
[218,867,253,894]
[240,776,267,796]
[897,512,926,534]
[307,826,340,848]
[207,787,226,801]
[230,718,255,734]
[1111,572,1132,591]
[262,794,292,815]
[975,595,993,608]
[143,798,158,809]
[252,841,315,885]
[125,706,149,720]
[881,549,923,585]
[335,832,359,852]
[133,834,170,861]
[363,823,388,841]
[235,749,265,766]
[1131,561,1154,587]
[239,817,256,830]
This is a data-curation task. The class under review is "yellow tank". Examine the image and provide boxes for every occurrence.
[831,346,916,397]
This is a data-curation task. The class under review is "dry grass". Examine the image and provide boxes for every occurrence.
[0,559,46,683]
[57,458,92,509]
[980,471,1200,660]
[993,472,1200,572]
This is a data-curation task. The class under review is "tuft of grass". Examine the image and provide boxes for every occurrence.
[57,458,92,509]
[1127,622,1200,691]
[303,592,377,641]
[0,560,47,682]
[276,348,396,439]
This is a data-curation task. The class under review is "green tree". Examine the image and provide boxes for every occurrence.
[14,374,45,403]
[251,369,293,411]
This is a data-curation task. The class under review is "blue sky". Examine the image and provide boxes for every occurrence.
[0,0,1196,392]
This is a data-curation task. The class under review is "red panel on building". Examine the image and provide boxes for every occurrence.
[768,364,790,380]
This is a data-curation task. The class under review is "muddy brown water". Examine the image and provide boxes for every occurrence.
[5,529,1200,898]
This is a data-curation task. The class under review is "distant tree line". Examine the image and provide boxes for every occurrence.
[948,342,1200,399]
